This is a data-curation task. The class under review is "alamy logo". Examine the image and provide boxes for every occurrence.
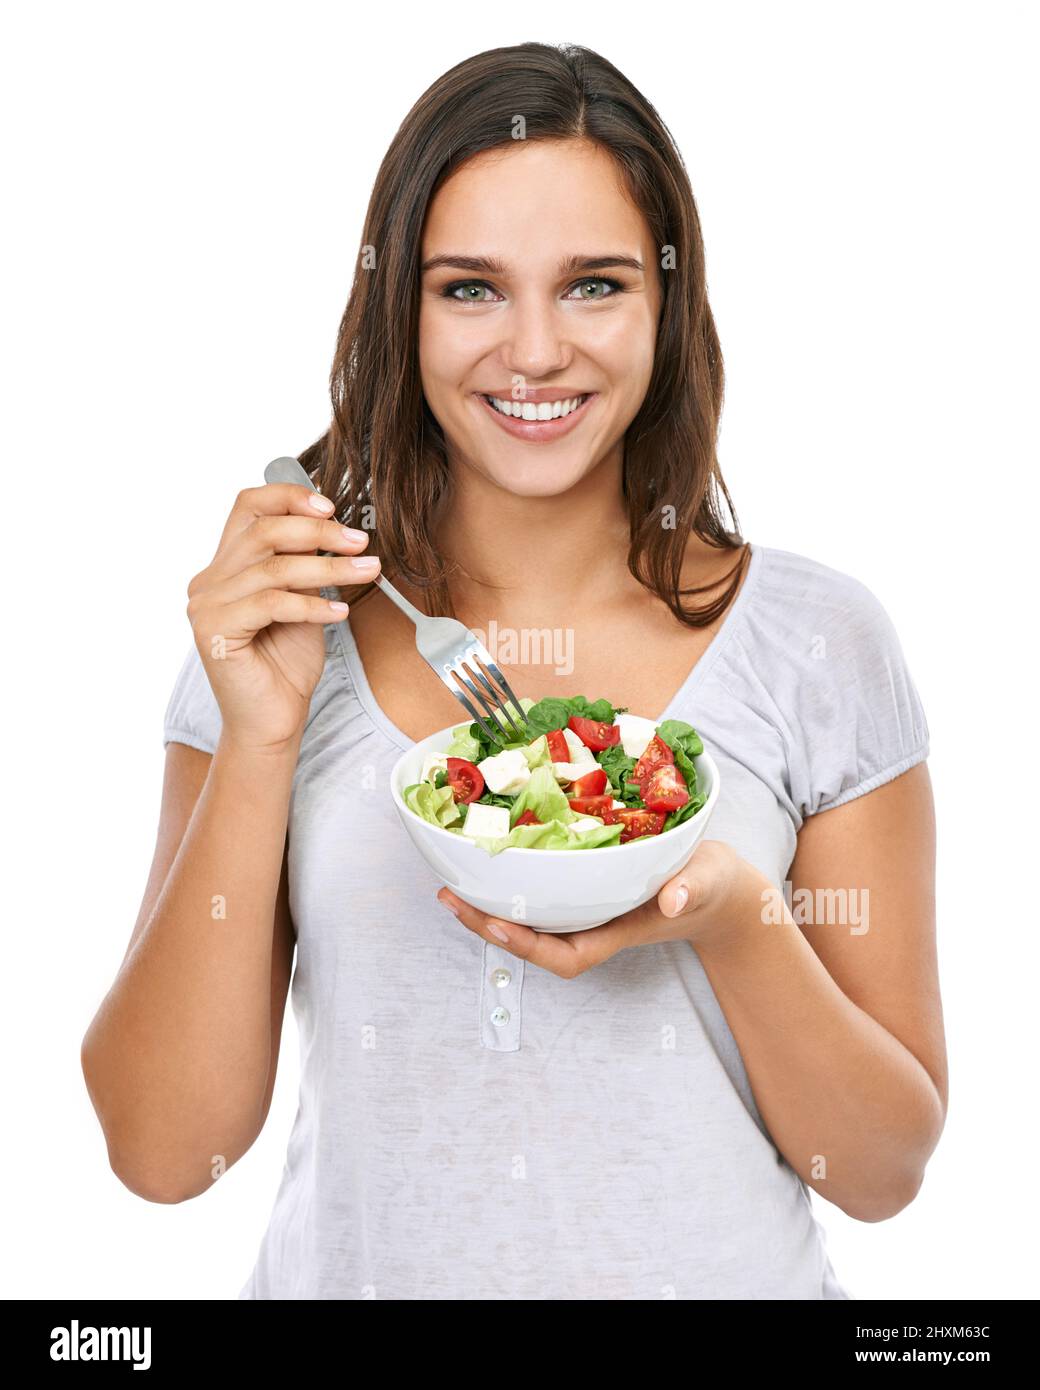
[50,1320,151,1369]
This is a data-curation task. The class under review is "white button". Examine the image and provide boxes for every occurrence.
[490,1006,510,1027]
[492,968,511,988]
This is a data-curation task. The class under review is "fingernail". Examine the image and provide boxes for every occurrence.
[672,884,689,914]
[309,494,335,512]
[351,556,380,569]
[342,526,368,541]
[486,921,510,943]
[440,898,461,918]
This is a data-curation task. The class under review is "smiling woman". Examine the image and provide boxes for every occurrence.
[308,47,746,628]
[85,40,945,1305]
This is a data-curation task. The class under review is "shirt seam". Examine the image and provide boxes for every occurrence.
[809,742,931,816]
[163,726,217,755]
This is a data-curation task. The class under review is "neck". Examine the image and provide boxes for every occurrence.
[431,448,634,623]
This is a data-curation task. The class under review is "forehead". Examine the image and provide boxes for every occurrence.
[421,139,652,263]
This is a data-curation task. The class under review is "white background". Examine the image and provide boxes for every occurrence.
[3,0,1037,1300]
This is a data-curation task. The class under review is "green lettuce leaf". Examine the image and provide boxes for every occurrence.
[516,734,551,770]
[505,763,576,829]
[444,724,482,762]
[402,781,462,829]
[455,815,623,856]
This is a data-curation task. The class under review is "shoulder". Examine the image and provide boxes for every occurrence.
[737,545,930,822]
[741,544,913,673]
[751,543,892,625]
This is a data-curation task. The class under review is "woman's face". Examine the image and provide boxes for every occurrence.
[418,138,662,499]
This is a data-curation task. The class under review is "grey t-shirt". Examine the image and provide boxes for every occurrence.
[162,542,930,1299]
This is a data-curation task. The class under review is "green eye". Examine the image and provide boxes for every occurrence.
[444,281,497,303]
[567,277,623,300]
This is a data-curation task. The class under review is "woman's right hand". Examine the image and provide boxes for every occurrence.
[186,483,380,753]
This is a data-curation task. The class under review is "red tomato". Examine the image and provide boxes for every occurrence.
[617,808,666,842]
[641,764,690,813]
[632,734,674,789]
[514,809,542,826]
[567,794,616,819]
[446,757,484,803]
[568,715,620,751]
[543,729,570,763]
[568,767,607,798]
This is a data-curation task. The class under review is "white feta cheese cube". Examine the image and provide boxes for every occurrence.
[461,802,511,841]
[420,752,449,784]
[552,760,599,783]
[614,713,659,760]
[477,748,532,795]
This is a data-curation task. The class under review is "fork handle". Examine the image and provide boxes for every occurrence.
[370,574,426,628]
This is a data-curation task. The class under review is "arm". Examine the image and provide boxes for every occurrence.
[692,761,946,1221]
[80,736,298,1204]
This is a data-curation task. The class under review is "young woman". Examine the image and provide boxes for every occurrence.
[82,42,946,1300]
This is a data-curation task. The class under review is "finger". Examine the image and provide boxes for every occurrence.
[193,587,350,646]
[213,513,371,587]
[216,482,343,550]
[204,514,374,601]
[437,889,621,978]
[199,550,380,608]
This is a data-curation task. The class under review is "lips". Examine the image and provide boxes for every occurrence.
[474,390,598,441]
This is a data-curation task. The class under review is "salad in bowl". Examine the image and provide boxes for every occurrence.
[401,694,708,856]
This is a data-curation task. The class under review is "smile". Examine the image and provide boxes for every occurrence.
[475,391,597,441]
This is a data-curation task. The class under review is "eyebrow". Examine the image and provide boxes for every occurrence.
[420,253,645,276]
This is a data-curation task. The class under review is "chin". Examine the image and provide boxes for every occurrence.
[479,454,594,498]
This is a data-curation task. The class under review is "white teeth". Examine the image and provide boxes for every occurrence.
[485,394,588,420]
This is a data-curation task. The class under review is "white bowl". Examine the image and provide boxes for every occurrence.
[389,724,721,932]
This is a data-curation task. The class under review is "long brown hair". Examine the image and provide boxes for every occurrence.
[298,41,748,626]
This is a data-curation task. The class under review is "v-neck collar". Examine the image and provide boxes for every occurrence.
[334,542,763,752]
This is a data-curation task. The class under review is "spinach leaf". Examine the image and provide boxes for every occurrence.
[596,743,637,798]
[524,694,628,739]
[475,791,516,809]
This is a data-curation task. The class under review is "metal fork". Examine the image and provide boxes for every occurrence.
[263,456,529,748]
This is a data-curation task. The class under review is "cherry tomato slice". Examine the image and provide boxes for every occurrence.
[632,734,674,789]
[514,809,542,826]
[568,767,608,798]
[566,794,615,818]
[617,808,666,842]
[568,714,620,751]
[641,763,690,813]
[543,729,570,763]
[446,756,485,804]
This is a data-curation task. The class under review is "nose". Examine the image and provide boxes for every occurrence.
[497,295,571,382]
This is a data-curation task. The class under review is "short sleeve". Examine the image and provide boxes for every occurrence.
[162,642,223,755]
[791,577,930,819]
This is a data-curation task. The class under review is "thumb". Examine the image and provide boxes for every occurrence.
[657,839,734,920]
[658,864,702,919]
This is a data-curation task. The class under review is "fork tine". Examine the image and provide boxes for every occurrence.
[480,658,528,736]
[463,656,528,742]
[451,661,516,747]
[448,683,510,747]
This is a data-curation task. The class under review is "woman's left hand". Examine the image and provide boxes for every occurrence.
[435,839,765,978]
